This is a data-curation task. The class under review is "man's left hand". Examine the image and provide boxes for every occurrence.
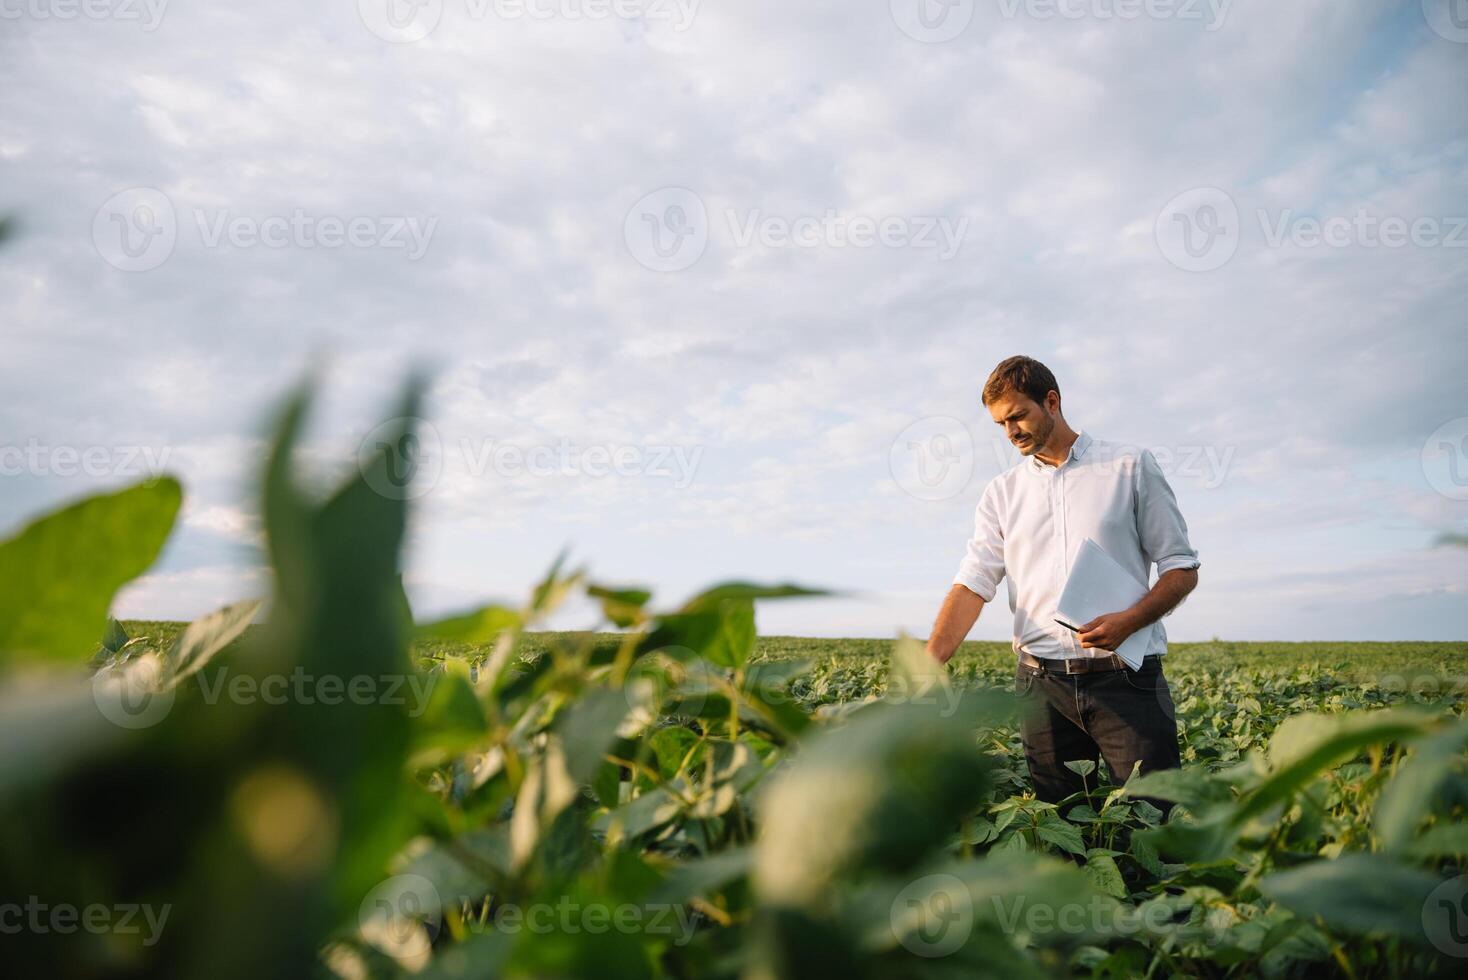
[1077,611,1142,652]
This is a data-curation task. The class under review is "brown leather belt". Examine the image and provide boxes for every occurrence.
[1019,651,1128,674]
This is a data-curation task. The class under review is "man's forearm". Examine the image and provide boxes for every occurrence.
[926,584,986,664]
[1124,568,1198,632]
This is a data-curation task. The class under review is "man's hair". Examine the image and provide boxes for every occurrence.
[982,355,1060,408]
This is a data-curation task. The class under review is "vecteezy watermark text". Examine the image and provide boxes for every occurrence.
[92,663,441,730]
[0,440,173,479]
[356,0,701,43]
[624,188,970,272]
[356,417,705,501]
[890,0,1231,44]
[461,439,702,488]
[358,874,700,962]
[1156,187,1467,272]
[0,897,170,947]
[0,0,168,30]
[889,416,1237,501]
[93,188,438,272]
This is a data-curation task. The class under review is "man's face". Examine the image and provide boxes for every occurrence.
[987,390,1056,457]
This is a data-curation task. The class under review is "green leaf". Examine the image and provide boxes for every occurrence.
[168,599,263,682]
[737,672,811,741]
[1257,854,1443,944]
[1375,717,1468,852]
[1242,710,1437,828]
[258,377,421,913]
[1122,766,1233,809]
[1129,832,1164,878]
[100,617,130,654]
[708,599,756,669]
[1084,852,1127,899]
[679,582,828,608]
[587,584,653,628]
[753,691,1009,908]
[0,477,181,663]
[650,848,753,905]
[1035,813,1087,856]
[414,604,521,644]
[597,786,683,840]
[410,667,488,759]
[1404,821,1468,859]
[1064,759,1097,778]
[553,688,632,786]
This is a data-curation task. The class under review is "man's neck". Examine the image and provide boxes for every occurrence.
[1034,425,1080,468]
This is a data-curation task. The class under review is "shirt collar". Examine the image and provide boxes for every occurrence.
[1028,429,1092,471]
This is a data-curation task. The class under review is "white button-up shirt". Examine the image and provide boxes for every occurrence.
[952,430,1200,660]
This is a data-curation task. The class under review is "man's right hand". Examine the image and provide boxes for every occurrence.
[925,583,986,664]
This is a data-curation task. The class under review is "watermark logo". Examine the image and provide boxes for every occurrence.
[1422,875,1468,957]
[93,187,177,272]
[1158,188,1465,271]
[890,0,974,43]
[1422,417,1468,501]
[92,655,175,729]
[890,873,973,956]
[93,189,437,270]
[625,187,708,272]
[359,874,442,960]
[358,417,444,501]
[1155,187,1239,272]
[1423,0,1468,43]
[621,647,706,723]
[358,0,444,42]
[890,417,974,501]
[624,188,969,269]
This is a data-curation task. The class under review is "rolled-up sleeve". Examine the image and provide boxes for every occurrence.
[1135,449,1200,576]
[952,480,1006,601]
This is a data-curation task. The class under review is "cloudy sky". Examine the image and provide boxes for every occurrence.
[2,0,1466,641]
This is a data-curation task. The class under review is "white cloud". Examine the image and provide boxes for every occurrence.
[1,0,1463,639]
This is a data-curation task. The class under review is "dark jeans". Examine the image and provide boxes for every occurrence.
[1015,654,1180,811]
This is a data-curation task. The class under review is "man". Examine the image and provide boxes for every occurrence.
[925,356,1200,806]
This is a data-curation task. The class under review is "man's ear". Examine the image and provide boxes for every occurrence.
[1046,390,1061,415]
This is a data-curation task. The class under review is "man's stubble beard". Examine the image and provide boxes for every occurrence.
[1019,408,1056,457]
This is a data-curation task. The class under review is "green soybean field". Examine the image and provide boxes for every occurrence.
[3,382,1466,979]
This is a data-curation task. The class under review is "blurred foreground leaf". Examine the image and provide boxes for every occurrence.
[0,477,181,663]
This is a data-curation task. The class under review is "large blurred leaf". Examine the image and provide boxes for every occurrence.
[0,477,181,663]
[1242,709,1436,827]
[1149,709,1440,862]
[1258,854,1443,944]
[754,691,1009,909]
[259,379,423,910]
[1374,716,1468,853]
